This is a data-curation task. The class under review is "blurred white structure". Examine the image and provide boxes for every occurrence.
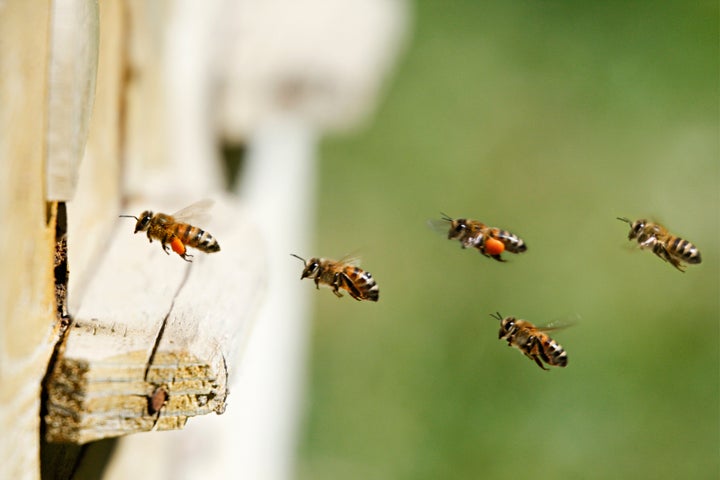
[105,1,409,479]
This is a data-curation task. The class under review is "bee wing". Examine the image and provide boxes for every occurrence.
[171,199,214,225]
[427,218,451,235]
[337,252,362,267]
[537,325,570,333]
[537,316,579,333]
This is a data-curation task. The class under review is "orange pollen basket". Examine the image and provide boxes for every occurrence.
[170,237,186,255]
[484,237,505,256]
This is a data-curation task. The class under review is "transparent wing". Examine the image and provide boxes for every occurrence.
[537,324,572,333]
[427,217,452,236]
[537,315,580,333]
[171,199,214,225]
[337,252,362,267]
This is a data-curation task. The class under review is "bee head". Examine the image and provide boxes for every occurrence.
[119,211,153,233]
[134,211,154,233]
[617,217,645,240]
[291,254,320,280]
[493,313,516,340]
[448,218,468,240]
[629,219,648,240]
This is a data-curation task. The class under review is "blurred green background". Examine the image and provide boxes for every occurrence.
[297,1,719,479]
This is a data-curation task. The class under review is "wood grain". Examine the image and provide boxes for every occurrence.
[0,2,57,480]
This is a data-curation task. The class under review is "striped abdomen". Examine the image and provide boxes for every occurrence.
[535,335,568,367]
[666,236,701,264]
[173,223,221,253]
[490,228,527,253]
[342,265,379,302]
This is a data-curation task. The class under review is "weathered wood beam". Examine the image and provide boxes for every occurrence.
[44,198,265,444]
[0,2,57,479]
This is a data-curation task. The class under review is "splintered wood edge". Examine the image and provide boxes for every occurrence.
[45,197,266,443]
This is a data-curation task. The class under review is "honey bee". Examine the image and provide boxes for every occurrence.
[120,199,220,262]
[434,213,527,262]
[290,254,379,302]
[617,217,701,272]
[491,312,568,370]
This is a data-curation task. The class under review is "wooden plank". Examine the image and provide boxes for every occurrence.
[66,0,125,311]
[44,197,265,443]
[45,0,100,201]
[40,2,126,470]
[0,2,57,480]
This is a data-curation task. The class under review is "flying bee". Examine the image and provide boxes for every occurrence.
[491,312,568,370]
[290,254,379,302]
[119,199,220,262]
[617,217,701,272]
[431,213,527,262]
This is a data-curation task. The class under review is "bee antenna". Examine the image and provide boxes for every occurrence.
[489,312,503,321]
[616,217,631,224]
[290,253,306,263]
[119,215,139,221]
[439,212,453,222]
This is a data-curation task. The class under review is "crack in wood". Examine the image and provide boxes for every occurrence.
[53,202,70,326]
[144,264,192,427]
[40,201,89,480]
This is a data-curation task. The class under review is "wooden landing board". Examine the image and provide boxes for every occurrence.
[44,197,266,443]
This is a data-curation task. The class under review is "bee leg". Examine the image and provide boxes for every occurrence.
[160,231,176,255]
[639,236,656,249]
[532,355,549,370]
[670,260,686,272]
[314,278,321,290]
[651,243,665,259]
[331,273,344,298]
[664,253,686,272]
[341,273,363,301]
[480,251,504,262]
[524,338,549,370]
[180,252,194,263]
[147,231,153,243]
[525,338,548,370]
[653,244,685,272]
